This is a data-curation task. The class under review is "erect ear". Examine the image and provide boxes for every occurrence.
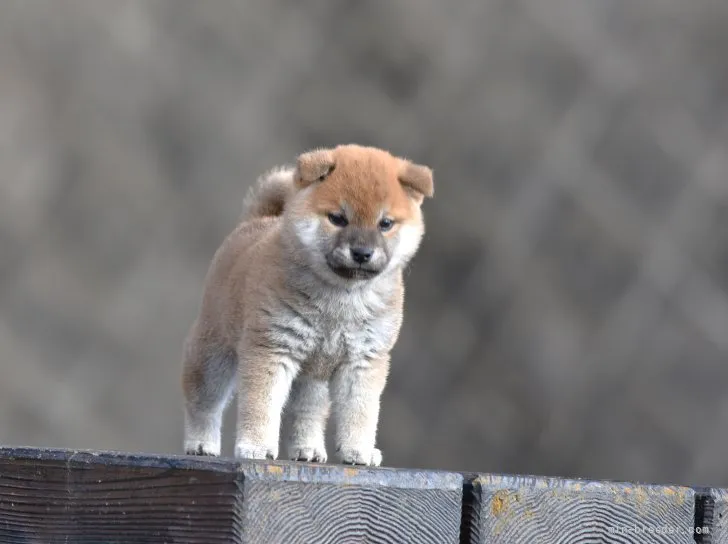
[295,148,336,188]
[398,160,434,203]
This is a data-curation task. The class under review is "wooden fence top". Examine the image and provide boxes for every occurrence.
[0,446,722,543]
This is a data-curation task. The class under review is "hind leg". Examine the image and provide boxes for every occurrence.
[182,331,238,456]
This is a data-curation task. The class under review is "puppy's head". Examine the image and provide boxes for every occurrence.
[284,144,434,286]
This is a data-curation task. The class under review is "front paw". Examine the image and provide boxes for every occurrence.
[235,442,277,460]
[336,447,382,467]
[185,440,220,457]
[288,445,328,463]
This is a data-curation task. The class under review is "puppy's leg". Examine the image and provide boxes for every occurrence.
[182,338,238,456]
[235,348,298,460]
[330,357,389,467]
[281,376,330,462]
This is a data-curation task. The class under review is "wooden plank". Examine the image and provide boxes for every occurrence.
[697,488,723,543]
[462,473,696,544]
[241,463,462,543]
[0,447,463,544]
[0,447,243,543]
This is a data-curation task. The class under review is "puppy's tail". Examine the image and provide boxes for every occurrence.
[242,166,296,220]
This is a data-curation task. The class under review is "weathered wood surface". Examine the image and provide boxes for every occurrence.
[240,463,462,543]
[698,488,724,544]
[0,447,462,544]
[2,446,727,543]
[463,473,697,544]
[0,448,243,543]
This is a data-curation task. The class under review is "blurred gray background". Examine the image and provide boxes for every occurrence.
[1,0,728,488]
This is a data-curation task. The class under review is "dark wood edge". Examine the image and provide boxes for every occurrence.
[0,446,462,490]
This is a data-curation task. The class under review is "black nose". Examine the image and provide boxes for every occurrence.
[350,246,374,264]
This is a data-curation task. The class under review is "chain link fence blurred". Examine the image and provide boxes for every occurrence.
[1,0,727,486]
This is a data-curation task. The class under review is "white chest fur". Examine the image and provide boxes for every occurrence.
[262,279,400,378]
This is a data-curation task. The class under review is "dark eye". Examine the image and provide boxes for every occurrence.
[378,218,395,232]
[328,213,348,227]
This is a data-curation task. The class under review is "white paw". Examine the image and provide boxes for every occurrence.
[185,440,220,457]
[336,447,382,467]
[288,445,328,463]
[235,442,277,460]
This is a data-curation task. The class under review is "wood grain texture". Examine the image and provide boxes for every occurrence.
[0,447,462,544]
[241,463,463,543]
[2,446,716,544]
[0,447,243,543]
[463,473,696,544]
[698,488,724,543]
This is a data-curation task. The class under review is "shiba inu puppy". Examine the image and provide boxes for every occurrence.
[182,144,433,466]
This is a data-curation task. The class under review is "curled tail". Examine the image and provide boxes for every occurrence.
[241,166,296,220]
